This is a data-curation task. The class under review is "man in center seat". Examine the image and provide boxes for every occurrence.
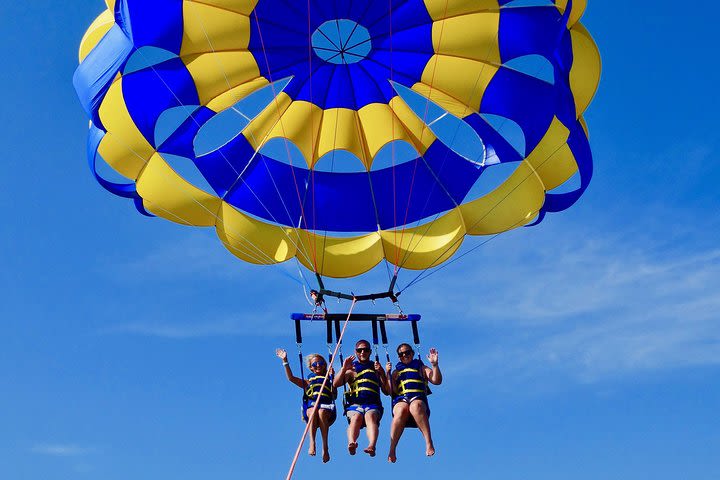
[334,339,390,457]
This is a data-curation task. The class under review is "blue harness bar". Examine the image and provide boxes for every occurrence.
[291,313,421,322]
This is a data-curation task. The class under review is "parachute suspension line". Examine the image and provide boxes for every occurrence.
[297,260,319,308]
[317,55,344,278]
[127,28,319,271]
[399,140,573,293]
[401,227,511,293]
[394,20,503,273]
[285,299,358,480]
[194,4,321,270]
[394,19,560,280]
[252,11,321,273]
[306,0,322,275]
[341,56,394,284]
[393,0,452,274]
[189,11,321,268]
[87,89,302,276]
[388,0,399,272]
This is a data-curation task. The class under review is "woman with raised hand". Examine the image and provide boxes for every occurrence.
[387,344,442,463]
[276,348,336,463]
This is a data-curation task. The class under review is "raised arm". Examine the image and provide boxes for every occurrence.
[333,355,356,388]
[276,348,306,389]
[425,348,442,385]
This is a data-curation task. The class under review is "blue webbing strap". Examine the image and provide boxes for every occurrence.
[331,317,348,414]
[411,320,421,359]
[379,320,391,363]
[325,318,333,346]
[294,320,306,389]
[371,320,380,362]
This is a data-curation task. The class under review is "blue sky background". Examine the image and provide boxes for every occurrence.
[1,1,719,479]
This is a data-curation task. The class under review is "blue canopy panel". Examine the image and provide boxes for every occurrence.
[247,0,433,110]
[479,66,558,155]
[157,106,216,159]
[463,114,523,164]
[498,5,570,64]
[194,132,483,232]
[114,0,183,53]
[73,24,134,129]
[194,134,261,201]
[122,57,200,148]
[371,142,480,230]
[540,119,592,214]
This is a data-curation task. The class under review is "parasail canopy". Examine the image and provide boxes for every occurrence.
[74,0,600,280]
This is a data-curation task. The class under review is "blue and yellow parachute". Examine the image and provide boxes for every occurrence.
[74,0,600,279]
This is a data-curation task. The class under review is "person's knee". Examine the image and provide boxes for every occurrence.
[393,403,410,419]
[409,400,427,417]
[365,411,380,426]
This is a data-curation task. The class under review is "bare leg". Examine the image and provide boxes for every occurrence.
[363,410,380,456]
[318,409,332,463]
[388,402,409,463]
[409,399,434,457]
[306,406,317,456]
[347,413,362,455]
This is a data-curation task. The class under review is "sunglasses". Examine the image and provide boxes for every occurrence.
[398,350,414,358]
[311,361,326,368]
[355,347,371,353]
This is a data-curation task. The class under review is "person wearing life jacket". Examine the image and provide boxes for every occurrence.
[387,344,442,463]
[276,348,337,463]
[333,340,390,457]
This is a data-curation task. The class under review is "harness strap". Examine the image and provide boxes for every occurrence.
[379,320,390,363]
[371,319,380,361]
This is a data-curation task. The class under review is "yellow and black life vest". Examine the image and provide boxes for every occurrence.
[305,372,335,404]
[345,360,382,405]
[394,359,430,397]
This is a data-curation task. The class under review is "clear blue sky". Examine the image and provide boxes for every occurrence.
[1,1,719,479]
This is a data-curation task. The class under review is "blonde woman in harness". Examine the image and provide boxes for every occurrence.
[276,348,337,463]
[334,339,390,457]
[387,343,442,463]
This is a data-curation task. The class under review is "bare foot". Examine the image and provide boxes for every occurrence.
[348,442,358,455]
[388,450,397,463]
[426,445,435,457]
[363,446,376,457]
[308,443,316,456]
[322,450,330,463]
